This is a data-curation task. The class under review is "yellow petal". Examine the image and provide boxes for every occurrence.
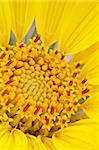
[80,50,99,85]
[88,85,99,96]
[35,0,66,46]
[39,136,57,150]
[9,0,35,42]
[0,128,11,150]
[0,127,27,150]
[82,92,99,120]
[27,134,47,150]
[53,119,98,150]
[10,129,27,150]
[35,1,99,54]
[73,41,99,64]
[59,2,99,54]
[0,0,11,46]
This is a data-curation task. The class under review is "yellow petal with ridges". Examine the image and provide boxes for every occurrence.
[35,1,99,54]
[73,41,99,64]
[81,92,99,120]
[27,134,47,150]
[35,0,66,46]
[39,136,57,150]
[0,0,11,46]
[0,128,11,150]
[80,50,99,85]
[58,1,99,54]
[0,126,27,150]
[9,0,35,42]
[11,129,27,150]
[88,85,99,97]
[52,119,98,150]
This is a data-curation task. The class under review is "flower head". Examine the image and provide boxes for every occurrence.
[0,0,99,150]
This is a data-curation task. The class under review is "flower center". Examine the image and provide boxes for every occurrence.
[0,36,90,137]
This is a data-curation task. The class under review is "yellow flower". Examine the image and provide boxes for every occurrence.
[0,0,99,150]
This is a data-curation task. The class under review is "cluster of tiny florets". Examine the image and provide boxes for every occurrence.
[0,35,90,137]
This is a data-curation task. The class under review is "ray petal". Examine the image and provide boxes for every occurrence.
[39,136,57,150]
[81,92,99,120]
[35,1,99,54]
[11,129,27,150]
[0,128,11,150]
[52,119,99,150]
[9,0,35,42]
[0,0,11,46]
[79,50,99,85]
[73,41,99,64]
[0,127,27,150]
[27,134,47,150]
[35,0,66,46]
